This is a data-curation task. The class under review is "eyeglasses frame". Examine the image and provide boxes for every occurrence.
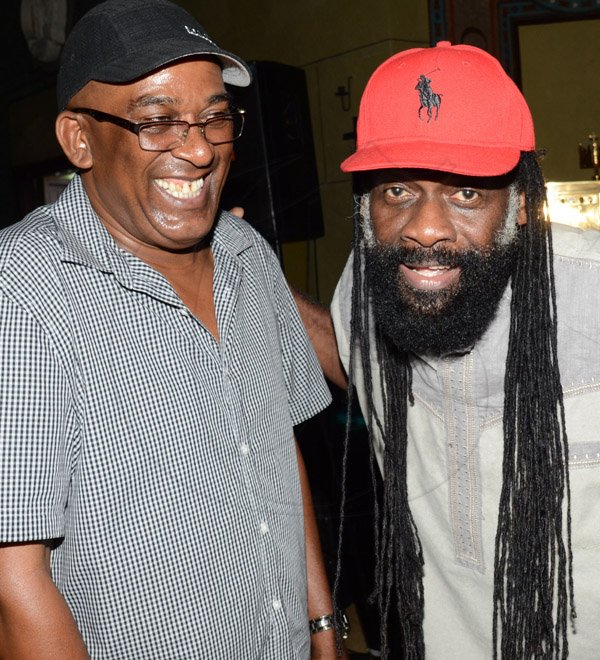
[68,107,246,150]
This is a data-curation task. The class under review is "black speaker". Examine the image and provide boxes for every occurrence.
[221,61,324,248]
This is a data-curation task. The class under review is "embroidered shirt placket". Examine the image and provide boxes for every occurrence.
[443,352,484,570]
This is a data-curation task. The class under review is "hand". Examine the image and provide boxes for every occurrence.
[229,206,244,219]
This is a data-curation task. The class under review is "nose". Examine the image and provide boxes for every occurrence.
[400,197,457,247]
[170,127,215,167]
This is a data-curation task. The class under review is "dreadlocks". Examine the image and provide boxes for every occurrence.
[494,152,575,658]
[344,152,575,659]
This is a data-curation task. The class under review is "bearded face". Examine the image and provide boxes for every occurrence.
[362,170,523,355]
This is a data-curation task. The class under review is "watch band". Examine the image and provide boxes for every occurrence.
[309,612,350,639]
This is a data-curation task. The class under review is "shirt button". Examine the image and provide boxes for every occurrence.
[272,598,282,611]
[240,443,250,455]
[259,521,269,535]
[178,307,189,317]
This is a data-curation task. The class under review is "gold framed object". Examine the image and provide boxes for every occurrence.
[545,180,600,230]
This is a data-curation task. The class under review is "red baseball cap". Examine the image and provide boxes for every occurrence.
[341,41,535,177]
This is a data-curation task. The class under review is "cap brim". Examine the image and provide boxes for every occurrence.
[340,140,522,177]
[90,38,252,88]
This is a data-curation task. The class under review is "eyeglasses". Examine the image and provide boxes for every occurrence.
[69,107,246,151]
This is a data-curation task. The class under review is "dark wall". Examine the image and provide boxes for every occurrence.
[1,1,104,226]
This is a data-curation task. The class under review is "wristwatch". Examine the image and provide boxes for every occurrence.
[309,612,350,639]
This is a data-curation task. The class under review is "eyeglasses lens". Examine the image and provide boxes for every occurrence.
[138,113,244,151]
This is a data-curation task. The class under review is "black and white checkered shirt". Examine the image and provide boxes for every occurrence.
[0,176,331,659]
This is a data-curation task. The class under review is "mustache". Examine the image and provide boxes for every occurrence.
[373,245,485,269]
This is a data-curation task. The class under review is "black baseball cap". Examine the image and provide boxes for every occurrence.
[57,0,252,111]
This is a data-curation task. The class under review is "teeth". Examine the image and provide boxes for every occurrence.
[156,178,204,199]
[410,265,450,278]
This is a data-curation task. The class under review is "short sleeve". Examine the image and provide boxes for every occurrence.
[0,292,77,542]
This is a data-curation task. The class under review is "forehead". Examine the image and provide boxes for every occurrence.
[75,57,228,109]
[362,168,514,193]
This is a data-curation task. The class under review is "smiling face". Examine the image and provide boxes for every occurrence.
[57,58,234,255]
[363,168,525,353]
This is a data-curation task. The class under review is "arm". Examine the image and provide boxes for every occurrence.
[296,441,348,659]
[0,541,89,659]
[291,289,347,390]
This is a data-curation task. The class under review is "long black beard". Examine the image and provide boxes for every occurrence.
[365,236,518,355]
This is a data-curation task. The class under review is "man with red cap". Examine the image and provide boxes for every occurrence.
[298,42,600,658]
[0,1,342,658]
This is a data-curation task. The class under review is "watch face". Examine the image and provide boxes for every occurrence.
[21,0,69,63]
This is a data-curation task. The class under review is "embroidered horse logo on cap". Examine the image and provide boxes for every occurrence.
[416,72,442,122]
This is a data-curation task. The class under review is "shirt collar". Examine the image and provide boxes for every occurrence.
[53,175,253,277]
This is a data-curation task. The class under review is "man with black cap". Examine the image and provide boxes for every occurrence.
[297,42,600,658]
[0,1,342,657]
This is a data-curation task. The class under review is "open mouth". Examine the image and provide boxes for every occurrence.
[156,177,205,200]
[400,263,460,290]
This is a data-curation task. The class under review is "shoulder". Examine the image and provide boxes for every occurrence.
[0,204,77,346]
[331,251,356,364]
[214,211,284,283]
[331,251,355,328]
[0,207,64,302]
[550,223,600,378]
[0,206,60,273]
[551,223,600,298]
[215,211,275,254]
[551,222,600,266]
[551,223,600,310]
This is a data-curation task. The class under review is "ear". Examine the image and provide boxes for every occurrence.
[517,190,527,226]
[55,111,93,170]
